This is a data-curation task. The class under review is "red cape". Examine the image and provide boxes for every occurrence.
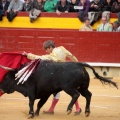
[0,52,31,96]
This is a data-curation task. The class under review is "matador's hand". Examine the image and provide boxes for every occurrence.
[22,51,28,56]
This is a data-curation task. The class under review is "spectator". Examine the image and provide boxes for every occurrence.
[6,0,23,21]
[20,0,25,2]
[79,18,93,31]
[89,0,104,12]
[117,12,120,22]
[102,0,114,12]
[7,0,24,2]
[78,0,90,22]
[0,0,10,21]
[88,0,104,25]
[69,0,79,12]
[111,0,120,13]
[32,0,45,11]
[97,16,113,31]
[29,0,44,22]
[7,0,23,12]
[112,21,120,31]
[111,0,120,22]
[7,0,12,2]
[22,0,33,12]
[56,0,70,16]
[44,0,58,12]
[102,0,115,22]
[43,0,46,2]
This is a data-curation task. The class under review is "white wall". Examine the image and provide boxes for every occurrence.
[86,67,120,78]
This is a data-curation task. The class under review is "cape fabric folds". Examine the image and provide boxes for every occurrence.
[0,52,31,96]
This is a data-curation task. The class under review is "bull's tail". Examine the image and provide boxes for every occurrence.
[78,62,118,89]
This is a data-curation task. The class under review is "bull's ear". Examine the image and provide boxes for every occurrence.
[0,64,14,71]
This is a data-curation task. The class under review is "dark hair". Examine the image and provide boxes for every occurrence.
[113,21,120,26]
[43,40,55,50]
[84,18,90,22]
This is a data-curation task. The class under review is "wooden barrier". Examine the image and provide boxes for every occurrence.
[0,28,120,63]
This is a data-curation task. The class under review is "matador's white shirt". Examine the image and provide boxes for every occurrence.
[27,46,78,62]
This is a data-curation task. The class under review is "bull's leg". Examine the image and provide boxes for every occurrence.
[64,88,80,115]
[28,97,35,119]
[34,95,50,116]
[80,89,92,117]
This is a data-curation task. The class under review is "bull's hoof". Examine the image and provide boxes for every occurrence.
[74,108,82,115]
[34,113,39,116]
[85,112,90,117]
[34,111,39,116]
[85,109,90,117]
[67,109,72,115]
[28,114,34,119]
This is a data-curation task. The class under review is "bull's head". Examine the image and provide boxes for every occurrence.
[0,65,17,94]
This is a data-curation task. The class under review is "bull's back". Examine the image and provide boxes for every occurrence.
[34,62,89,93]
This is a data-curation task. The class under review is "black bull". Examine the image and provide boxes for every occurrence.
[0,61,118,118]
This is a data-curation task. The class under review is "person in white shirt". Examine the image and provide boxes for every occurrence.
[97,16,113,31]
[7,0,23,12]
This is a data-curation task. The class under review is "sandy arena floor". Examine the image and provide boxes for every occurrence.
[0,78,120,120]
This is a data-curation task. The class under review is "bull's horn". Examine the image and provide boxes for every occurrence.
[0,64,14,71]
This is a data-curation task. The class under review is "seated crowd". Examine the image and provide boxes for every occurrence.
[79,16,120,31]
[0,0,120,31]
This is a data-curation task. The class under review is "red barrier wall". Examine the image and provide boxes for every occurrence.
[0,28,120,63]
[8,12,118,18]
